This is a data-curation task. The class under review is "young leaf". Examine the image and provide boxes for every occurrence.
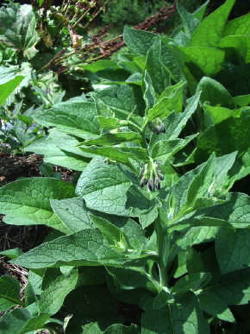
[0,178,75,233]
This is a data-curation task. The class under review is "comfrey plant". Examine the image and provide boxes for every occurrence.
[1,0,250,333]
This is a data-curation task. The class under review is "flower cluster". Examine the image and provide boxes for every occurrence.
[139,159,164,191]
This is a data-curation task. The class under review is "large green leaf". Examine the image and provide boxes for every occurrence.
[34,101,99,139]
[223,12,250,62]
[176,1,209,39]
[202,192,250,228]
[0,178,75,233]
[0,75,24,106]
[39,269,78,315]
[197,76,234,107]
[216,228,250,274]
[0,276,22,311]
[164,91,201,140]
[123,26,157,55]
[76,158,153,216]
[0,309,49,334]
[79,145,148,165]
[199,292,235,323]
[181,46,225,75]
[146,81,185,122]
[0,64,31,105]
[0,3,39,57]
[12,228,143,269]
[203,104,241,126]
[145,38,169,94]
[76,158,132,216]
[84,132,142,146]
[190,0,236,47]
[25,129,89,171]
[201,268,250,306]
[51,197,94,233]
[141,293,209,334]
[196,116,250,160]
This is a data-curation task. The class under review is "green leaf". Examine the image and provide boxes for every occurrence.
[39,269,78,315]
[216,228,250,273]
[0,248,22,259]
[141,293,209,334]
[199,292,235,323]
[51,197,94,233]
[176,1,209,38]
[34,101,99,139]
[150,135,197,160]
[173,273,210,294]
[160,39,184,81]
[0,3,39,56]
[82,322,103,334]
[203,268,250,306]
[203,104,241,126]
[76,159,153,216]
[196,116,250,159]
[79,145,148,165]
[12,228,142,269]
[181,46,225,75]
[96,84,141,117]
[197,76,234,108]
[147,81,185,122]
[145,38,169,94]
[90,215,129,251]
[123,26,157,55]
[0,75,24,106]
[0,276,22,311]
[76,158,131,216]
[25,129,89,171]
[186,154,215,208]
[143,70,156,111]
[223,12,250,62]
[190,0,236,47]
[0,178,75,233]
[0,309,49,334]
[164,91,201,140]
[82,60,120,73]
[0,64,31,105]
[233,94,250,107]
[84,132,142,146]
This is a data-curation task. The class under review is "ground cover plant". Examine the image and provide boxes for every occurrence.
[1,0,250,333]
